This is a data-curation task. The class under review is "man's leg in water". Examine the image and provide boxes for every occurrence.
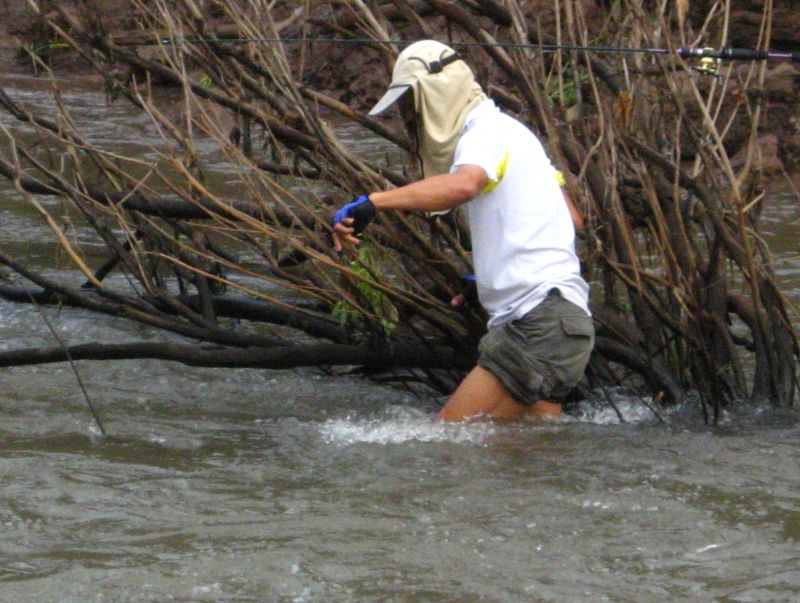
[437,366,561,421]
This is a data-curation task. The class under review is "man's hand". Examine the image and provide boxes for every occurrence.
[451,274,478,307]
[332,195,375,251]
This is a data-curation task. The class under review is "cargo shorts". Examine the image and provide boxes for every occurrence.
[477,289,594,405]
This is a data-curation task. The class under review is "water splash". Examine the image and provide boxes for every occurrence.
[319,390,672,446]
[319,407,496,446]
[570,387,669,425]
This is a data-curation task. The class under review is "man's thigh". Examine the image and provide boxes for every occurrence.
[438,365,528,421]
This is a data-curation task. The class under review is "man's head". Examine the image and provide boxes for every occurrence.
[368,40,463,117]
[368,40,487,178]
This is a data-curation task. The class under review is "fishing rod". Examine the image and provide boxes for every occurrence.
[94,34,799,79]
[139,35,800,65]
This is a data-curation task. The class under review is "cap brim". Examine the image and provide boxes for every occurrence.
[368,85,411,116]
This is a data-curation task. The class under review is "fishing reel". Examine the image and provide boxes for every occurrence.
[691,47,721,78]
[676,46,800,79]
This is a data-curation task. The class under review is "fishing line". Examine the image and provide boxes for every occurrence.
[26,292,107,438]
[134,35,799,64]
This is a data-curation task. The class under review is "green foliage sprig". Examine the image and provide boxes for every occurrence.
[332,245,399,337]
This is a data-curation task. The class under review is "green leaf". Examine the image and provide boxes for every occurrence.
[332,245,398,337]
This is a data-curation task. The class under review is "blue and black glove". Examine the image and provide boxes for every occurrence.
[332,194,376,236]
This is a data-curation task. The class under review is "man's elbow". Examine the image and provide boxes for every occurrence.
[455,182,483,203]
[453,166,488,202]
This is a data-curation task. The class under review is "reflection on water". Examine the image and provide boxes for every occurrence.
[761,192,800,314]
[1,75,799,602]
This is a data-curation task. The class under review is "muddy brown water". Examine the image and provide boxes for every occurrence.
[1,75,798,602]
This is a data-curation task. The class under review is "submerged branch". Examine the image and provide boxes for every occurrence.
[0,340,474,371]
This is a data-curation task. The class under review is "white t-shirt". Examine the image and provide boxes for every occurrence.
[451,100,590,328]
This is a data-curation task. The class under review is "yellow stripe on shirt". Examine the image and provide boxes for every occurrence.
[481,149,511,194]
[480,153,565,194]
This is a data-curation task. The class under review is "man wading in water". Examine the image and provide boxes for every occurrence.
[332,40,594,421]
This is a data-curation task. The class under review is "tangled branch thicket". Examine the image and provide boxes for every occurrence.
[0,0,796,421]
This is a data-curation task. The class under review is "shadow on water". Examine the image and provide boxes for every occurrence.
[1,76,799,602]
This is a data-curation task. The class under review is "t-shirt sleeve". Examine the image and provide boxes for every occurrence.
[450,120,508,184]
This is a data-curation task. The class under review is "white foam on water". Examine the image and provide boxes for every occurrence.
[190,582,222,596]
[319,407,496,446]
[694,543,724,555]
[87,423,106,443]
[571,401,651,425]
[571,389,668,425]
[319,391,670,447]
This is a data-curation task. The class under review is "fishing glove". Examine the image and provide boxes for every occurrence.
[461,274,479,305]
[332,194,376,236]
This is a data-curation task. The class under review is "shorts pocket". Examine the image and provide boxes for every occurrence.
[560,315,593,339]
